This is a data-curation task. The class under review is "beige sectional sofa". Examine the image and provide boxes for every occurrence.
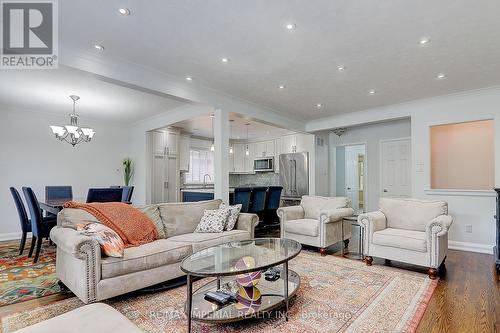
[50,199,258,304]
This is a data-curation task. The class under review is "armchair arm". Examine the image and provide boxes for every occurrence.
[235,213,259,238]
[277,205,305,222]
[358,211,387,255]
[426,215,453,238]
[50,226,101,303]
[320,207,354,223]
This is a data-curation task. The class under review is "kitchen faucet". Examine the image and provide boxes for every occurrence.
[203,174,212,187]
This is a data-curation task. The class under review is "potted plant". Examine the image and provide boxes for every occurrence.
[123,158,133,186]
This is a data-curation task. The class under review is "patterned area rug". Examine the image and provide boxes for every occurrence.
[0,240,61,306]
[1,251,436,332]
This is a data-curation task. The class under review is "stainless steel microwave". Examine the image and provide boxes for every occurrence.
[254,158,274,172]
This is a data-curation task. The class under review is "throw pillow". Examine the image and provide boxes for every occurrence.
[194,208,230,233]
[220,203,242,231]
[136,205,166,239]
[77,222,125,258]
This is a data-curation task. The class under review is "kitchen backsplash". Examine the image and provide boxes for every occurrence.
[230,173,280,187]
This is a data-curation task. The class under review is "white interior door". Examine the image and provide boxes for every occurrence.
[381,139,411,198]
[344,145,366,210]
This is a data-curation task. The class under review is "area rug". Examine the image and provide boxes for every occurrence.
[1,251,437,333]
[0,240,61,307]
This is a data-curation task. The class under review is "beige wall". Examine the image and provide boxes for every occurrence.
[430,120,494,190]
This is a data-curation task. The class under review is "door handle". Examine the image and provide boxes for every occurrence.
[347,187,352,190]
[383,189,388,193]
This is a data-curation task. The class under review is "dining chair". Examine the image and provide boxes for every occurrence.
[248,187,268,218]
[233,187,252,213]
[45,186,73,200]
[22,187,57,262]
[121,186,134,202]
[10,187,32,255]
[86,188,123,203]
[263,186,283,224]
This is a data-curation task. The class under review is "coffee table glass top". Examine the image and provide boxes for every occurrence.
[180,238,301,277]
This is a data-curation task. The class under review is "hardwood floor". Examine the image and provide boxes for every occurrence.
[1,248,498,332]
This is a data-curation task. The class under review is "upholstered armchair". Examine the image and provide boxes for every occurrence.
[359,198,453,279]
[277,195,354,255]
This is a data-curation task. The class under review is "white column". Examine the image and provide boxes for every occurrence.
[213,109,230,204]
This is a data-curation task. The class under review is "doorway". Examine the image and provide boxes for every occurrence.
[336,144,366,213]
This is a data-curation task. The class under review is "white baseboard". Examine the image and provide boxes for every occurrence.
[449,240,494,254]
[0,232,24,242]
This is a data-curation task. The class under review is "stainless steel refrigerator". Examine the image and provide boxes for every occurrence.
[279,152,309,199]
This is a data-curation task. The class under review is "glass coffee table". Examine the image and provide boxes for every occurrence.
[180,238,302,332]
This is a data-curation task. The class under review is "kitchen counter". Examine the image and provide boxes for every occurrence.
[180,188,235,193]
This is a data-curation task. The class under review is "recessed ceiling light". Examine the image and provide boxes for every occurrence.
[315,103,323,108]
[279,84,286,89]
[221,57,230,63]
[368,90,376,95]
[419,38,431,45]
[337,65,346,71]
[118,8,130,15]
[436,73,447,80]
[94,44,104,51]
[185,76,193,81]
[285,23,296,30]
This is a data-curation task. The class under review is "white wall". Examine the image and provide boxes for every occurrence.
[0,109,130,240]
[307,87,500,253]
[329,119,412,211]
[314,131,330,196]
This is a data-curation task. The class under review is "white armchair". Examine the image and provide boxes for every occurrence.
[359,198,453,279]
[277,195,354,255]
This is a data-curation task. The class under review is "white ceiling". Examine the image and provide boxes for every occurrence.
[172,113,295,140]
[0,66,185,122]
[59,0,500,121]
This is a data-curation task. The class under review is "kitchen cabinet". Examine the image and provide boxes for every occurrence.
[179,135,190,172]
[254,140,275,158]
[165,131,178,155]
[281,134,311,154]
[231,143,255,173]
[152,130,166,155]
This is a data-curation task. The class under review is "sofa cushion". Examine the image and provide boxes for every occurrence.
[168,229,250,252]
[301,196,349,219]
[158,199,223,237]
[136,204,166,239]
[380,198,448,231]
[194,208,230,233]
[101,239,192,279]
[57,208,99,228]
[284,218,319,237]
[372,228,427,252]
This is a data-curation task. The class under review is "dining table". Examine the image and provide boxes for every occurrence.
[38,198,83,215]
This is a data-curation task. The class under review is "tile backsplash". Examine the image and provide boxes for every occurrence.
[230,172,280,187]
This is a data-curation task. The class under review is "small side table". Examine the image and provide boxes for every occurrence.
[342,215,364,260]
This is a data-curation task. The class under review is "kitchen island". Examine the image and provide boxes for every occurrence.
[181,187,235,202]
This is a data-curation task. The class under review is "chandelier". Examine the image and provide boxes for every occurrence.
[49,95,95,146]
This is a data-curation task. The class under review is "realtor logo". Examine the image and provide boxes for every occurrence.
[1,0,58,69]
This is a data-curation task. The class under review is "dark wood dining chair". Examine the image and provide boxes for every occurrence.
[10,187,31,255]
[22,187,57,262]
[86,188,123,203]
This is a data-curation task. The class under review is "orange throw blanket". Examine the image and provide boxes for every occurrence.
[64,201,158,247]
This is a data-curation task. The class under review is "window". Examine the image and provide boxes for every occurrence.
[184,149,214,184]
[430,119,494,190]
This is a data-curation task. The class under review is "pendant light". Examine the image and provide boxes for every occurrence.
[229,119,234,154]
[245,123,250,156]
[210,113,215,152]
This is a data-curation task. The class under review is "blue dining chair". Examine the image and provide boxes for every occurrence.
[121,186,134,202]
[45,186,73,200]
[262,186,283,228]
[10,187,31,255]
[248,187,267,217]
[22,187,57,262]
[86,188,123,203]
[233,187,252,213]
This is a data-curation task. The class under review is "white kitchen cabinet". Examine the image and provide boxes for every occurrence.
[244,143,255,173]
[295,133,311,153]
[179,135,190,172]
[254,140,275,158]
[152,130,166,155]
[232,143,246,173]
[281,135,296,154]
[165,131,178,156]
